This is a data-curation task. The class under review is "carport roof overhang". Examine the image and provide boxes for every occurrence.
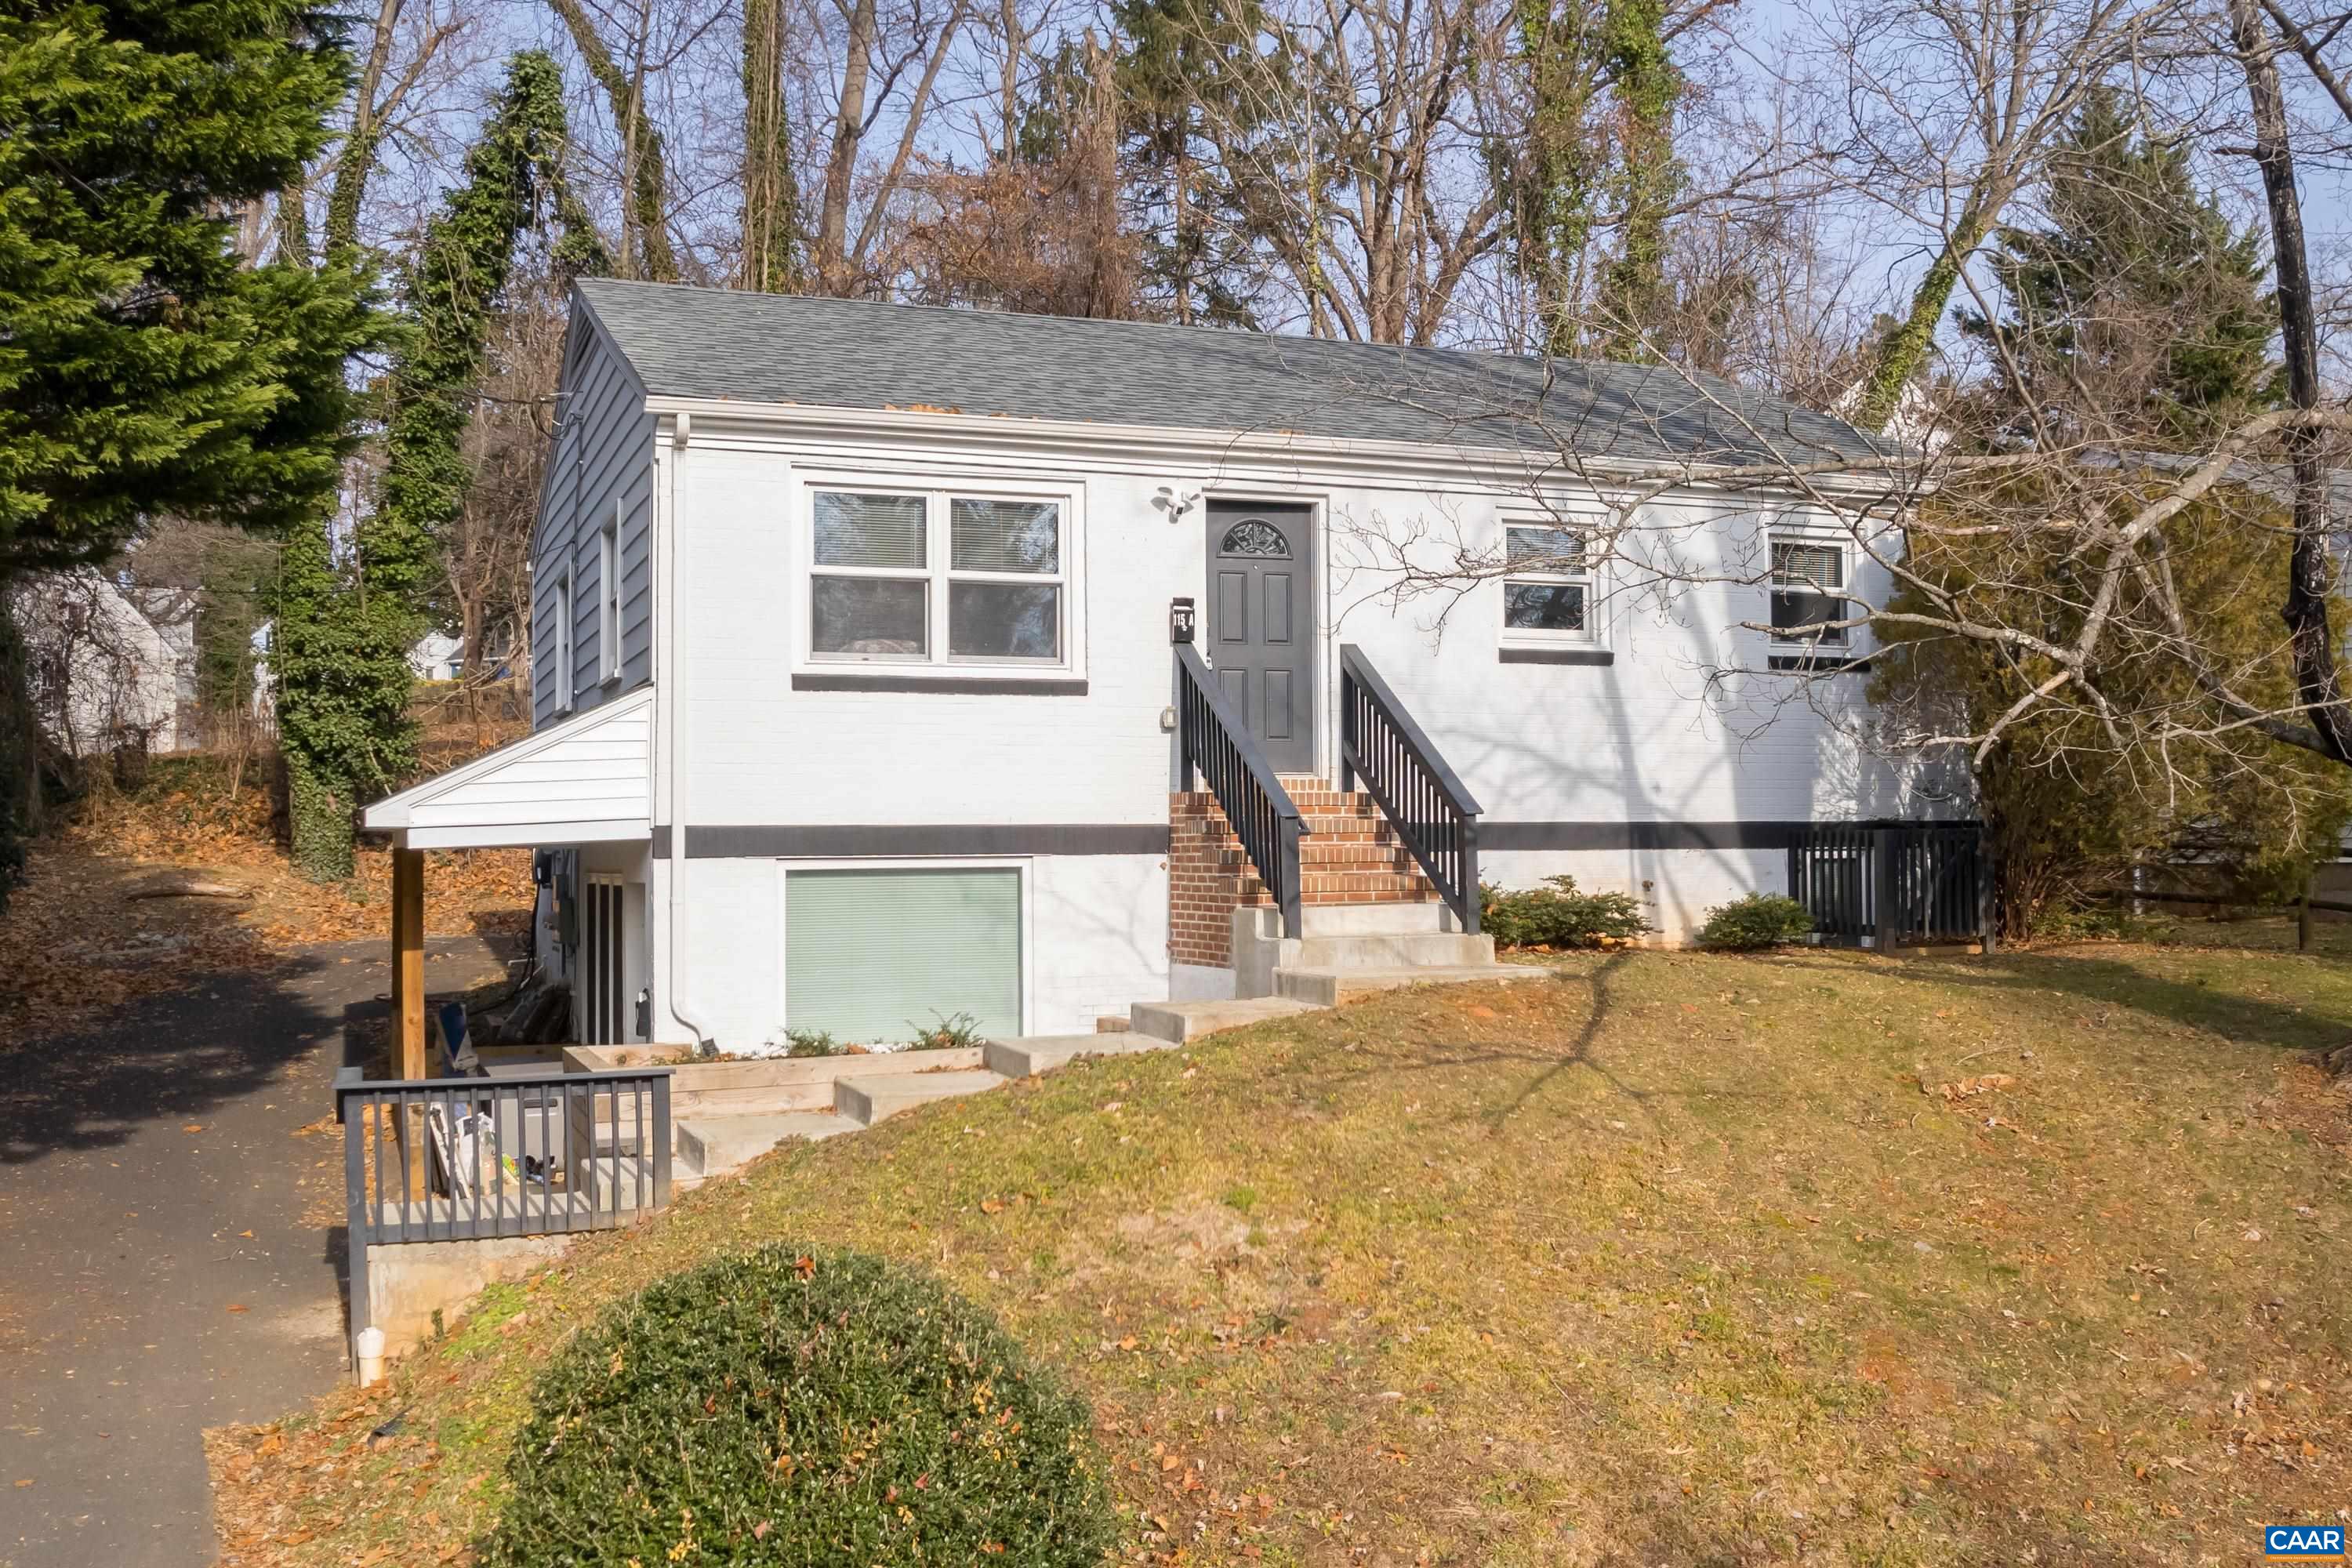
[361,688,652,851]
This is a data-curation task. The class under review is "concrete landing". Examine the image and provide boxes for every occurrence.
[983,1033,1174,1078]
[677,1111,860,1180]
[1131,995,1323,1042]
[835,1069,1010,1125]
[1271,963,1552,1006]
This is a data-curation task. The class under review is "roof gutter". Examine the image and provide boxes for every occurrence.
[636,394,1920,505]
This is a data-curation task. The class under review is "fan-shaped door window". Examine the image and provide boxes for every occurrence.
[1219,518,1291,558]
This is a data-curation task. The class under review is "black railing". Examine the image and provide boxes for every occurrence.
[1338,644,1483,934]
[336,1065,672,1360]
[1788,822,1989,948]
[1174,644,1308,936]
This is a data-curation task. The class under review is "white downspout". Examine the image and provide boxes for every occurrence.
[659,410,717,1051]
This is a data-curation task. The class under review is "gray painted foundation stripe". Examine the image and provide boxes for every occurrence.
[648,820,1839,858]
[1481,821,1821,851]
[682,824,1173,858]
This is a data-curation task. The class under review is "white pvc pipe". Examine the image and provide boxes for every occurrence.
[354,1327,387,1387]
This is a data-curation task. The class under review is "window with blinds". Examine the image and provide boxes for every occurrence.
[1769,539,1847,644]
[808,488,1067,665]
[783,867,1022,1047]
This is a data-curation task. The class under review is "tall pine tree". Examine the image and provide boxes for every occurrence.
[0,0,379,902]
[1958,89,2281,446]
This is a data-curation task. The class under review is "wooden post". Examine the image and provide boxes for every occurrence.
[393,846,426,1078]
[2299,863,2314,953]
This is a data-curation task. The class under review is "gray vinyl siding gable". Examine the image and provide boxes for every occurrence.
[532,303,656,730]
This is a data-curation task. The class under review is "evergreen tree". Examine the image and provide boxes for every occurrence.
[0,0,379,904]
[274,49,603,880]
[1113,0,1268,326]
[1958,89,2281,445]
[0,0,378,572]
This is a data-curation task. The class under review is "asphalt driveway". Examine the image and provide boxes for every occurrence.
[0,935,516,1568]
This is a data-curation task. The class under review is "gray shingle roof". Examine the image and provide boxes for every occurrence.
[575,279,1887,470]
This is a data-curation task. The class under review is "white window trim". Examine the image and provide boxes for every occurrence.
[553,568,575,712]
[789,467,1087,679]
[599,503,622,683]
[773,857,1035,1045]
[1766,531,1857,650]
[1497,508,1605,648]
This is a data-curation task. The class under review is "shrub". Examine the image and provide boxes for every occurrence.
[1697,893,1817,950]
[1479,876,1650,949]
[782,1026,840,1058]
[905,1010,985,1051]
[484,1245,1118,1567]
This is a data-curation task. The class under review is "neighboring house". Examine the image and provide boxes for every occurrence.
[13,570,186,755]
[410,632,466,683]
[364,280,1939,1054]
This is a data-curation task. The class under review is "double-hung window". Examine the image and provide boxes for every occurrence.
[1500,519,1595,642]
[808,485,1069,666]
[1769,538,1848,646]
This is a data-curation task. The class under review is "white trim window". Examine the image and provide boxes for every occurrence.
[554,569,575,710]
[1499,517,1597,643]
[805,483,1073,667]
[599,505,622,682]
[1769,536,1849,646]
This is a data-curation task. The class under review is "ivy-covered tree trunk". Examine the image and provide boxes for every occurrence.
[277,50,604,881]
[271,510,369,881]
[1516,0,1600,358]
[741,0,803,292]
[1592,0,1679,362]
[1849,183,1994,430]
[546,0,677,281]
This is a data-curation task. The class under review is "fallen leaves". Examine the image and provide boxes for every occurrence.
[1927,1073,2019,1102]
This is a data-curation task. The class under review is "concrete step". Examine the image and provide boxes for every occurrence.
[1131,995,1324,1042]
[1272,964,1548,1007]
[676,1112,860,1180]
[834,1069,1010,1126]
[1293,902,1465,936]
[1290,931,1496,970]
[982,1033,1175,1079]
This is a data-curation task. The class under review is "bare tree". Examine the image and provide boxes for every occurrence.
[1798,0,2190,427]
[548,0,682,281]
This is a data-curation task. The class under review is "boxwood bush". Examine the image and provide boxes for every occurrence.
[483,1245,1118,1566]
[1697,893,1817,950]
[1479,875,1651,949]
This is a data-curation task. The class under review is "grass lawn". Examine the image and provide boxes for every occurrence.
[212,928,2352,1566]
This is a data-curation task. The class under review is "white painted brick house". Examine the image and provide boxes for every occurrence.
[365,280,1944,1054]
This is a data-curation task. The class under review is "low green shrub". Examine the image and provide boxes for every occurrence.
[484,1245,1118,1567]
[1479,876,1651,949]
[906,1010,985,1051]
[1697,893,1817,950]
[782,1026,840,1057]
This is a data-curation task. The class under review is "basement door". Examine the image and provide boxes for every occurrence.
[1207,501,1316,775]
[580,874,631,1044]
[784,866,1023,1048]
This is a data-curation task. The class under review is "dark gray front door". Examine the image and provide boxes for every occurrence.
[1207,502,1315,774]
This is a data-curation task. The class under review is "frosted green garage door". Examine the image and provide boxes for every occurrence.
[784,867,1022,1047]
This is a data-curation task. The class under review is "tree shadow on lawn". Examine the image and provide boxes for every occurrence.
[1900,942,2352,1056]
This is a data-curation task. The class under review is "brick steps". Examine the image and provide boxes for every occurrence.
[1171,781,1445,968]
